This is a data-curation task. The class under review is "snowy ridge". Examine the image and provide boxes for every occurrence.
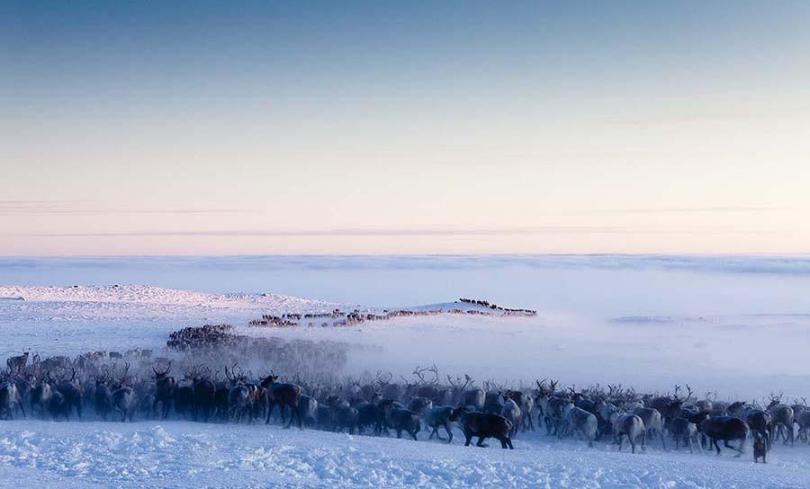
[0,285,335,312]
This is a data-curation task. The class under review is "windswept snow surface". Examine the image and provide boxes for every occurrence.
[1,421,809,489]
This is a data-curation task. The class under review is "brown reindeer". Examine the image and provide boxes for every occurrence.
[449,407,514,449]
[261,371,303,428]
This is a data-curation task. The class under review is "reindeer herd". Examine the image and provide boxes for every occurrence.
[1,350,808,461]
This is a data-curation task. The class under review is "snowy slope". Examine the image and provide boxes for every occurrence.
[0,284,338,318]
[0,285,340,360]
[0,420,807,489]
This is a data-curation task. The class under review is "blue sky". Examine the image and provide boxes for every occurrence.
[2,1,809,255]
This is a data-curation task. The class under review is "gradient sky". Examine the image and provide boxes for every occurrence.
[2,1,809,255]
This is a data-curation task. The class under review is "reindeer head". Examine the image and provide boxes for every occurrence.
[260,371,279,389]
[153,362,172,380]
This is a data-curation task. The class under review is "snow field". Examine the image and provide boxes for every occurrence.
[0,420,808,489]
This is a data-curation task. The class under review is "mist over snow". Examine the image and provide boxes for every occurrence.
[2,255,810,400]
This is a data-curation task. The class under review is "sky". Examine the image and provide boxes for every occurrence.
[1,0,809,255]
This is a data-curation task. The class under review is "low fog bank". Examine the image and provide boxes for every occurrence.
[4,255,810,316]
[3,254,810,401]
[253,313,810,401]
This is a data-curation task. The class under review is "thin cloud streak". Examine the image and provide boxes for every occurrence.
[0,201,250,216]
[589,206,785,215]
[7,226,780,238]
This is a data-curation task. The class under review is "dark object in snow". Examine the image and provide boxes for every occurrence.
[753,432,767,463]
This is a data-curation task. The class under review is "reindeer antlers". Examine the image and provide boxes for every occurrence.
[153,361,171,376]
[412,364,440,385]
[447,373,472,390]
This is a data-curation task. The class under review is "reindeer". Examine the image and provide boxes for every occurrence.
[669,417,698,453]
[745,409,773,448]
[328,396,359,434]
[753,431,768,463]
[449,407,514,449]
[702,416,749,455]
[226,364,253,423]
[52,368,82,420]
[173,373,195,420]
[261,372,303,428]
[387,407,421,440]
[560,402,598,447]
[447,374,482,410]
[152,362,175,419]
[483,390,504,415]
[407,397,433,416]
[633,407,666,449]
[6,352,29,373]
[425,406,455,443]
[0,380,23,419]
[767,394,795,445]
[500,394,522,438]
[614,414,646,453]
[459,388,485,410]
[795,409,810,443]
[297,395,319,428]
[111,363,137,422]
[30,375,53,418]
[355,400,384,435]
[93,369,114,421]
[649,384,689,429]
[601,402,645,453]
[505,390,535,431]
[191,367,216,422]
[535,379,562,434]
[12,376,31,418]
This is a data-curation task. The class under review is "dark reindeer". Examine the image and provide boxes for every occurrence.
[701,416,749,456]
[152,363,175,419]
[669,417,698,453]
[387,407,421,440]
[226,364,254,423]
[753,432,768,463]
[111,363,137,422]
[6,352,29,373]
[93,371,114,421]
[767,394,794,445]
[745,409,773,448]
[449,407,514,449]
[52,369,83,420]
[261,372,302,428]
[192,368,216,422]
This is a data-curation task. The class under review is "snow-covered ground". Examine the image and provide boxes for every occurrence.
[1,420,809,489]
[0,421,810,489]
[0,285,338,361]
[2,256,810,487]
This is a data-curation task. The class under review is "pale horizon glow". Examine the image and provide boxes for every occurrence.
[2,1,810,256]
